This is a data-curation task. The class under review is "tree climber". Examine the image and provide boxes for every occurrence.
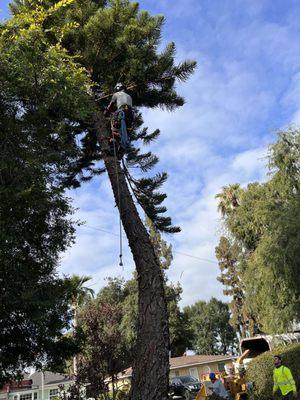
[104,83,133,154]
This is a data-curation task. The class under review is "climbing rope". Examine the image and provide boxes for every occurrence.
[112,139,123,267]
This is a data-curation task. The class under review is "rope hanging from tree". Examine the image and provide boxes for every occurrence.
[112,139,123,267]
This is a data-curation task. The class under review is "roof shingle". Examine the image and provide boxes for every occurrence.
[170,354,235,368]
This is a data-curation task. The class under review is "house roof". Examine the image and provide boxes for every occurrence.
[170,354,235,369]
[116,354,236,379]
[23,371,73,387]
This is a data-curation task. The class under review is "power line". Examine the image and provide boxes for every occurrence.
[173,250,217,264]
[79,224,218,265]
[81,225,119,236]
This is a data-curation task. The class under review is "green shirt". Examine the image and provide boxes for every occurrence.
[273,365,296,396]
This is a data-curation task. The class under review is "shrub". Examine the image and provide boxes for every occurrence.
[246,343,300,400]
[115,390,130,400]
[98,388,130,400]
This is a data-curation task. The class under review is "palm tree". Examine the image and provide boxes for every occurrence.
[69,274,95,309]
[215,184,242,216]
[68,274,95,375]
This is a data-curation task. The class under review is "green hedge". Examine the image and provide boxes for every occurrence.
[246,342,300,400]
[99,389,130,400]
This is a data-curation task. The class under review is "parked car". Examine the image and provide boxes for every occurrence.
[169,375,202,399]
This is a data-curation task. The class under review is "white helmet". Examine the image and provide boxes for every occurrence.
[114,82,125,92]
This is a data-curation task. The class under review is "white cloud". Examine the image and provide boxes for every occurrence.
[231,147,267,182]
[61,178,135,290]
[162,144,267,306]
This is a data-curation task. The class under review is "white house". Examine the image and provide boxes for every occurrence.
[0,372,73,400]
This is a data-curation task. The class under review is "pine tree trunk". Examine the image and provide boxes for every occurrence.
[95,112,170,400]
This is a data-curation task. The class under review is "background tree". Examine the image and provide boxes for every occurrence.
[215,184,241,216]
[215,129,300,334]
[74,222,190,398]
[118,277,192,358]
[68,275,94,376]
[69,275,95,309]
[3,1,196,397]
[0,65,81,382]
[215,237,248,338]
[76,275,191,399]
[77,301,130,400]
[184,298,237,355]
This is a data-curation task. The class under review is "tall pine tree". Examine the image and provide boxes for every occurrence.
[3,1,196,398]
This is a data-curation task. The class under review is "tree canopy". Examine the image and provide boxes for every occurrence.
[215,129,300,334]
[0,83,79,382]
[5,0,196,232]
[184,298,237,355]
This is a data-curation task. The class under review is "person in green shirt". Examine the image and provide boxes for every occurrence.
[273,355,298,400]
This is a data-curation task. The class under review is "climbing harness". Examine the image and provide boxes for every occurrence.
[109,107,131,156]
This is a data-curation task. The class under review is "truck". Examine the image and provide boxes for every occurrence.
[197,333,300,400]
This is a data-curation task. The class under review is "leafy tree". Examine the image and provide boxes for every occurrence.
[215,129,300,334]
[58,381,86,400]
[93,217,191,361]
[77,275,190,399]
[75,222,190,398]
[165,283,193,357]
[0,74,79,383]
[215,237,249,338]
[184,298,237,355]
[117,277,192,358]
[77,300,130,400]
[3,1,196,397]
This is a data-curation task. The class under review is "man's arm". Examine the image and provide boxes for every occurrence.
[105,93,117,115]
[108,93,117,109]
[284,367,297,397]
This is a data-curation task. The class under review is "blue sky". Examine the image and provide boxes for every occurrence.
[2,1,300,306]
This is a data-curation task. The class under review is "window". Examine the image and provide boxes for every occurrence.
[189,367,199,379]
[175,371,180,377]
[218,362,226,372]
[203,365,211,374]
[20,394,32,400]
[49,389,59,400]
[169,371,176,379]
[33,393,37,400]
